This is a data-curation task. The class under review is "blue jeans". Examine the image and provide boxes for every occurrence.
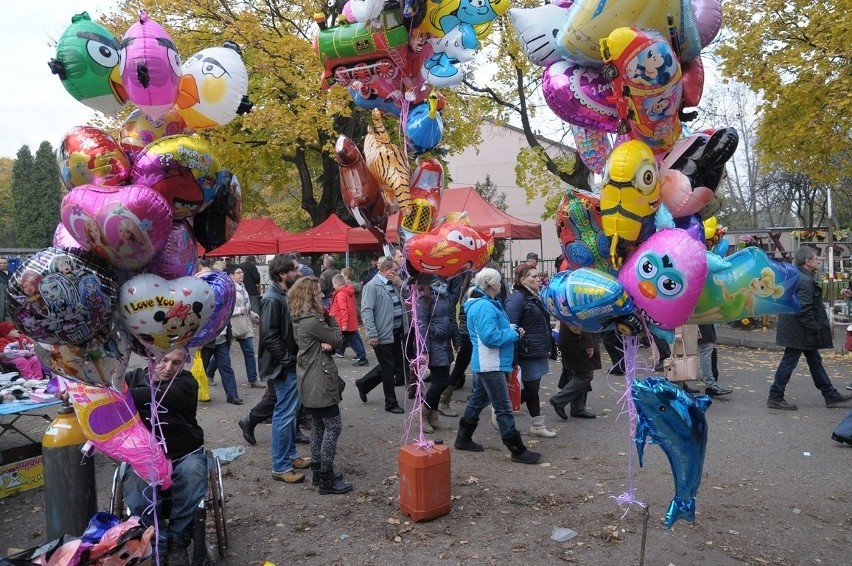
[462,371,518,438]
[770,348,839,401]
[337,330,367,361]
[123,449,207,556]
[236,337,258,383]
[203,342,238,400]
[698,341,715,387]
[271,371,301,473]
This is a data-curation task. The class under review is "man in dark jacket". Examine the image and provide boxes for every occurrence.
[123,348,206,566]
[240,255,262,315]
[768,247,852,410]
[550,324,600,420]
[318,255,340,308]
[257,253,312,481]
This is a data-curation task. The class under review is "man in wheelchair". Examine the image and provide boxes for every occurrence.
[122,348,206,566]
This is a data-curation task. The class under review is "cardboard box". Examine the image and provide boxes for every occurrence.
[0,443,44,499]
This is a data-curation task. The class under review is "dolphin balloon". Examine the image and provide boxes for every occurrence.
[631,377,711,528]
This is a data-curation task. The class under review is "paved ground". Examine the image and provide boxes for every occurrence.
[1,325,851,565]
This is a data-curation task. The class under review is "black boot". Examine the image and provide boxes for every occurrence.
[310,462,344,487]
[454,417,484,452]
[318,467,353,495]
[502,430,541,464]
[238,416,258,445]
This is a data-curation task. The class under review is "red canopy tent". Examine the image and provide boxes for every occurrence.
[201,217,288,257]
[276,214,381,253]
[384,186,542,243]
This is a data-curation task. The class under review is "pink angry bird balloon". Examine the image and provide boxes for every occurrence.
[119,11,181,120]
[618,228,708,330]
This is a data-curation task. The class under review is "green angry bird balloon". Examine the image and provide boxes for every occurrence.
[48,12,127,115]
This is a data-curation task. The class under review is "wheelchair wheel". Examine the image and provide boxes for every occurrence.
[109,463,128,519]
[208,453,228,557]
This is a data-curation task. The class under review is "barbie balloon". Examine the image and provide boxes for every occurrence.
[67,382,172,487]
[6,247,117,345]
[147,221,198,279]
[53,223,82,249]
[688,247,800,324]
[404,222,493,278]
[176,42,252,129]
[193,170,243,252]
[119,107,186,164]
[60,184,173,270]
[118,274,216,355]
[618,229,709,329]
[118,11,181,120]
[130,135,224,219]
[542,61,618,132]
[600,27,683,152]
[47,12,127,115]
[57,126,131,190]
[187,270,236,348]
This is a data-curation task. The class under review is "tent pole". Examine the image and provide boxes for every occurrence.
[508,238,513,271]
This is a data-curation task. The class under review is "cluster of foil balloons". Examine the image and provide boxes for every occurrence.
[6,10,253,487]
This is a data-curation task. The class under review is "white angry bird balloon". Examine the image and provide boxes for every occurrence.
[176,41,252,129]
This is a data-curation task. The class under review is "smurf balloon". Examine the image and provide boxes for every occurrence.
[119,11,182,120]
[48,12,127,115]
[176,42,252,129]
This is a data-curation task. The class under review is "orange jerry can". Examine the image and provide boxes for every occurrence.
[398,441,451,522]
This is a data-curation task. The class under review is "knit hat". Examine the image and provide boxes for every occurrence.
[0,321,16,337]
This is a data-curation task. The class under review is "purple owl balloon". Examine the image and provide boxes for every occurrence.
[618,228,708,330]
[119,11,181,120]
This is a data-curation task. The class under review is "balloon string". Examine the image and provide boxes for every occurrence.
[610,335,646,515]
[401,284,433,449]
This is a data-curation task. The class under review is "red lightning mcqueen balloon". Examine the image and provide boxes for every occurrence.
[404,221,493,278]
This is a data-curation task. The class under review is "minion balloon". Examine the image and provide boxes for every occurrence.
[599,140,660,268]
[176,42,253,130]
[48,12,127,115]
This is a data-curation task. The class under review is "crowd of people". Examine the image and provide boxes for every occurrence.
[2,246,852,564]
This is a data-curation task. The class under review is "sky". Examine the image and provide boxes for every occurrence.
[0,1,118,158]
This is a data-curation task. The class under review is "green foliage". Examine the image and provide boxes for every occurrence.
[717,0,851,185]
[0,157,15,247]
[14,142,63,249]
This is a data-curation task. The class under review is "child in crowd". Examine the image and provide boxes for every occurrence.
[0,321,44,379]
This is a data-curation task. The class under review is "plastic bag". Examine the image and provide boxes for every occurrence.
[508,366,522,413]
[190,349,210,402]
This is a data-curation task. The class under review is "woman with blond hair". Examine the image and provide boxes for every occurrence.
[289,276,352,495]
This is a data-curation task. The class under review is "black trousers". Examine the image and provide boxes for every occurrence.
[449,334,472,387]
[357,331,403,407]
[248,380,277,424]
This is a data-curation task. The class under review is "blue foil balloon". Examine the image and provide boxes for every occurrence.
[631,377,711,528]
[406,98,443,154]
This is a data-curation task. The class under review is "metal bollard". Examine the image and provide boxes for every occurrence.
[43,404,97,540]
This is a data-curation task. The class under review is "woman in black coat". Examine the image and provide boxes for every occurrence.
[415,274,457,433]
[504,263,557,437]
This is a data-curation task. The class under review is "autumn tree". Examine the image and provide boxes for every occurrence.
[717,0,851,188]
[0,157,15,247]
[11,142,62,248]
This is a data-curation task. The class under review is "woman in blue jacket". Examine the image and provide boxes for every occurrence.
[504,263,557,437]
[454,268,541,464]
